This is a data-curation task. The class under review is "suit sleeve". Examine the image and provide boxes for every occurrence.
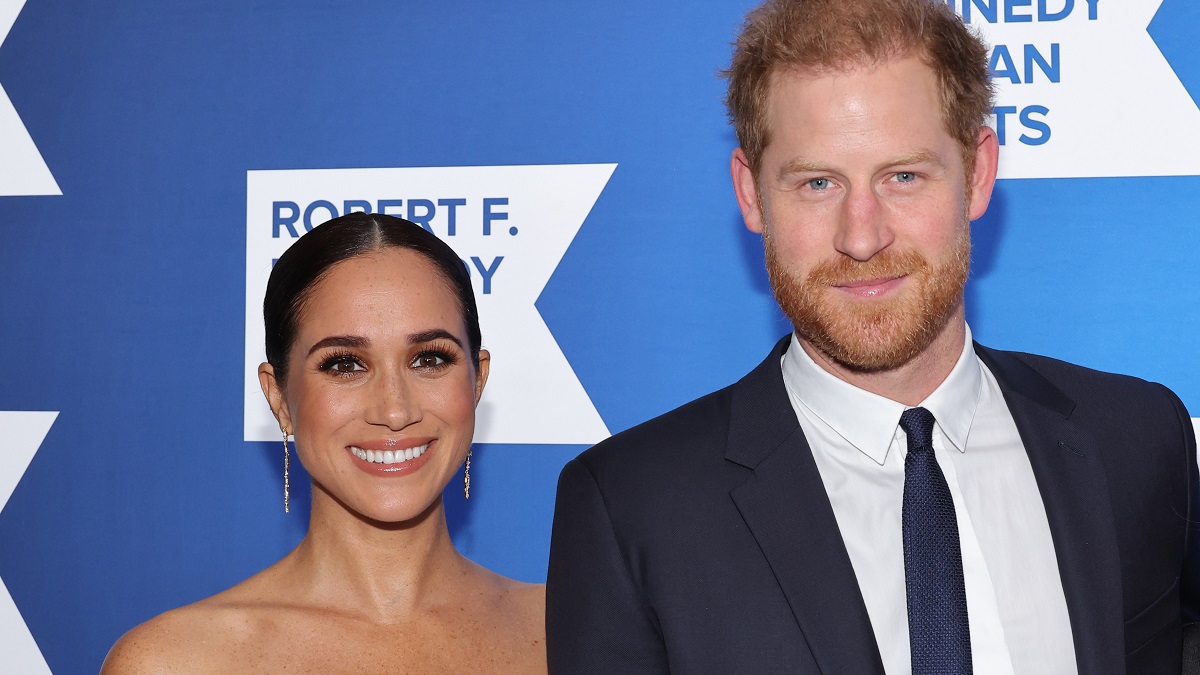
[1174,389,1200,624]
[546,457,669,674]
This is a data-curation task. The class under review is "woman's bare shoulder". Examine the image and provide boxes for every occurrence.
[101,603,223,674]
[467,568,547,671]
[499,577,546,620]
[465,559,544,618]
[100,580,283,674]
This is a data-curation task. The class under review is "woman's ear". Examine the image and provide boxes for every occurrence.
[473,349,491,405]
[258,362,293,434]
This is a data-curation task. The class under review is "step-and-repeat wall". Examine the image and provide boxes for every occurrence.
[2,0,1198,671]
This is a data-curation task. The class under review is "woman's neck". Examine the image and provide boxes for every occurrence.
[278,486,472,623]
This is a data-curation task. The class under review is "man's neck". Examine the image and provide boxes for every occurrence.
[797,314,967,407]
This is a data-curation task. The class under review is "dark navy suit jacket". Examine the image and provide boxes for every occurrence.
[547,338,1199,674]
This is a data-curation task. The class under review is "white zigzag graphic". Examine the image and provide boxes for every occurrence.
[968,0,1200,178]
[0,411,55,674]
[245,164,617,445]
[0,0,59,197]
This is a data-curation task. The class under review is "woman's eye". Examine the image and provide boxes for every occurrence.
[412,352,448,369]
[322,355,365,374]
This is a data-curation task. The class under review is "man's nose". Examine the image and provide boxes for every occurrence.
[834,185,894,261]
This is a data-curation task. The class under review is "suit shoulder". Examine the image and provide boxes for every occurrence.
[573,382,738,474]
[988,348,1179,400]
[982,347,1191,428]
[1005,349,1140,382]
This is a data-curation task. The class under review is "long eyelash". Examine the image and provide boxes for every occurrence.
[415,341,461,367]
[418,349,458,365]
[317,350,364,372]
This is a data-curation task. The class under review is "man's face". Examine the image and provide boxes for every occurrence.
[732,55,997,372]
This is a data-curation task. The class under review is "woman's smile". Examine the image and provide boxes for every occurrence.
[272,247,488,522]
[348,440,434,474]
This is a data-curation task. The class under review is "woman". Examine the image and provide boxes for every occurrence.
[103,213,546,673]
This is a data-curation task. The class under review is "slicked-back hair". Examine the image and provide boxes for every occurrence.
[263,213,482,384]
[724,0,993,177]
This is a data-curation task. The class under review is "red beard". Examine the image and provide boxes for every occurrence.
[766,227,971,372]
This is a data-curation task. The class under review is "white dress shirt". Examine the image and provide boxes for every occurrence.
[780,327,1077,674]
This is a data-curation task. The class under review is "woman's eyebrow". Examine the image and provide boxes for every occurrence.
[307,335,368,356]
[409,329,463,348]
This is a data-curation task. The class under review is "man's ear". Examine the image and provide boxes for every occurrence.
[731,148,766,234]
[473,349,491,405]
[967,126,1000,221]
[258,362,293,434]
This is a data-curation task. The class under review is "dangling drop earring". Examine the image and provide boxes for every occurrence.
[282,429,291,514]
[463,449,472,499]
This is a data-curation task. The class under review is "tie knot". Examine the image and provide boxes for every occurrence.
[899,406,936,449]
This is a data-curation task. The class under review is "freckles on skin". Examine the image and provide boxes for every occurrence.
[754,57,977,373]
[817,84,882,163]
[765,61,963,188]
[765,62,969,248]
[278,249,482,523]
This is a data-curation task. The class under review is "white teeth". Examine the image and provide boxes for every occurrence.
[351,444,429,465]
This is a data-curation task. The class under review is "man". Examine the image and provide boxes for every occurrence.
[546,0,1199,673]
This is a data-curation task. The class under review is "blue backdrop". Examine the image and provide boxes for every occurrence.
[1,1,1198,672]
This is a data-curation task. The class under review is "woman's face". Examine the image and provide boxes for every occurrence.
[259,247,488,523]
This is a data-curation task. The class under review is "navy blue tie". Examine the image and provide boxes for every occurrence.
[900,407,972,674]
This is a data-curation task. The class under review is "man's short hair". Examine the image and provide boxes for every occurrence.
[724,0,994,177]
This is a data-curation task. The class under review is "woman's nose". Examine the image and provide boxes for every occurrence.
[366,368,422,431]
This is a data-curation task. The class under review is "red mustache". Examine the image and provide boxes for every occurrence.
[805,249,928,287]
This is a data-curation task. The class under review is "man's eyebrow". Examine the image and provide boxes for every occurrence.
[409,329,463,349]
[778,157,827,177]
[776,151,946,180]
[307,335,368,356]
[886,150,944,168]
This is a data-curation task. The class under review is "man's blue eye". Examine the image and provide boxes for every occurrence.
[807,178,831,190]
[896,172,917,183]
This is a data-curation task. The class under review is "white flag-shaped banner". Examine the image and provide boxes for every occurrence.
[0,0,60,197]
[0,411,56,675]
[963,0,1200,178]
[245,164,616,445]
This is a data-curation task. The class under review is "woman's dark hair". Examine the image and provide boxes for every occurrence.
[263,213,481,383]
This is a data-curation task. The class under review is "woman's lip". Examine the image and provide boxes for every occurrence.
[347,441,434,475]
[833,275,906,297]
[350,437,434,452]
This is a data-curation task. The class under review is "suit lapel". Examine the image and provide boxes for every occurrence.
[977,345,1126,674]
[725,340,1126,672]
[727,339,886,674]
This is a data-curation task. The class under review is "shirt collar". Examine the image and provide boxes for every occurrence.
[780,326,983,465]
[919,326,982,455]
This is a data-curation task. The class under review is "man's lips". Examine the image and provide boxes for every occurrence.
[832,275,906,298]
